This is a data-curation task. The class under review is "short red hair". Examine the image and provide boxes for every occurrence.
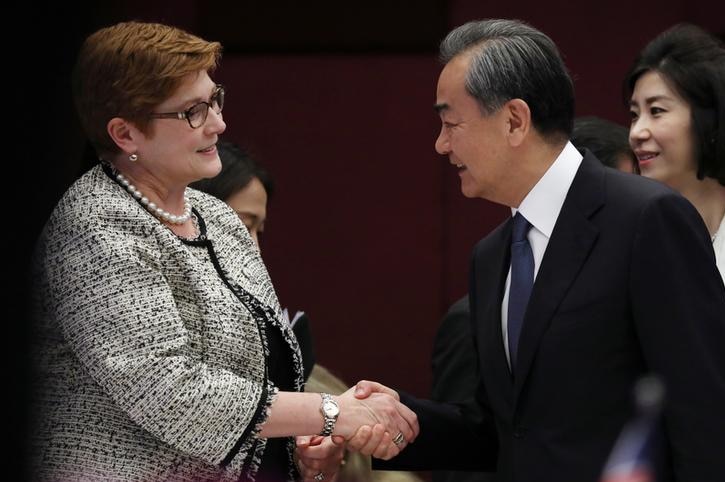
[72,21,222,157]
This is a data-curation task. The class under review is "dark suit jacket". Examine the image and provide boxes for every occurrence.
[378,152,725,481]
[430,295,495,482]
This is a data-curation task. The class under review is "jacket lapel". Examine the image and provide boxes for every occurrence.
[513,154,606,403]
[473,221,515,403]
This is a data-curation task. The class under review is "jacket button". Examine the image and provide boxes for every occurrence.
[513,427,527,439]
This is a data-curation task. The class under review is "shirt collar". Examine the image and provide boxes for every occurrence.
[511,141,583,238]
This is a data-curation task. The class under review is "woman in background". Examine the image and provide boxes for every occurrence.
[626,23,725,280]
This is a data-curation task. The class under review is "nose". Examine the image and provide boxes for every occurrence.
[629,116,649,146]
[206,108,226,135]
[435,126,450,155]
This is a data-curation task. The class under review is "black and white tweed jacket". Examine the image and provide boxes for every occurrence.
[29,164,304,481]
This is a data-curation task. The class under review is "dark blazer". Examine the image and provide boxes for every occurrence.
[430,295,495,482]
[378,152,725,481]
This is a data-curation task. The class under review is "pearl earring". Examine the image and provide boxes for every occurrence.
[129,153,138,162]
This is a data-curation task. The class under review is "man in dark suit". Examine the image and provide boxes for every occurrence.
[349,18,725,481]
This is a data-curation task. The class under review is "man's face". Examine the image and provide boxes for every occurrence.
[434,53,510,201]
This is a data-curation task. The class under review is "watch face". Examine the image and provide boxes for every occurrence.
[323,400,339,417]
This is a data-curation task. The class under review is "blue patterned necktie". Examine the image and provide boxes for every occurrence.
[508,212,534,371]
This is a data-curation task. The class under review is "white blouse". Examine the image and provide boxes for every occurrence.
[713,214,725,284]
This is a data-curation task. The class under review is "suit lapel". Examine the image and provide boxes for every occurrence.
[473,221,515,402]
[513,155,606,403]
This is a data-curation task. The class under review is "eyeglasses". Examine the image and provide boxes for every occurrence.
[149,85,225,129]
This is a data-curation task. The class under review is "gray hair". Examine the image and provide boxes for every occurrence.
[439,19,575,138]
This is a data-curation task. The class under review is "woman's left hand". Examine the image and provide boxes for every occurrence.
[295,435,346,482]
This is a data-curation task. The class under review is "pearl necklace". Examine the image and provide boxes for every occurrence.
[116,172,192,225]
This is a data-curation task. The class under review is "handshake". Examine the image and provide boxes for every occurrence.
[295,380,419,481]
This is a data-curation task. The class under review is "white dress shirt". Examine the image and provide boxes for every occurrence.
[501,141,583,366]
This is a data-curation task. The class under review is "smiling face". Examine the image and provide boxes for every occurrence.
[133,70,226,188]
[629,70,697,190]
[434,53,511,202]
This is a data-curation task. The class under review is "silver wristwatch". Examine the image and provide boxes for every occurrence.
[319,393,340,436]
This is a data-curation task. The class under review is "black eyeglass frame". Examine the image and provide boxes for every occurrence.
[149,84,225,128]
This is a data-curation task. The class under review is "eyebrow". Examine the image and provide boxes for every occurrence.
[629,95,673,107]
[175,85,218,109]
[433,103,449,113]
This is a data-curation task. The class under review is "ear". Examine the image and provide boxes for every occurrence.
[503,98,531,147]
[107,117,142,154]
